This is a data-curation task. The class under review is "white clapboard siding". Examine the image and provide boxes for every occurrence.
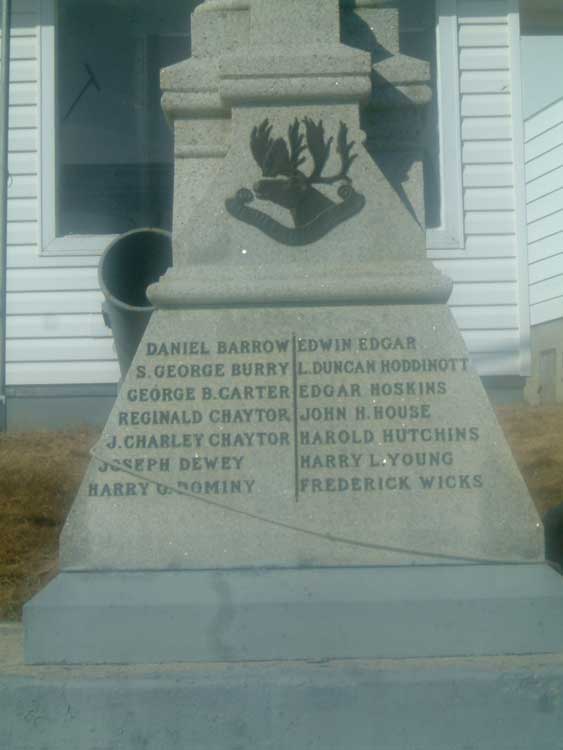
[7,338,116,363]
[7,291,106,316]
[464,187,515,211]
[524,99,563,325]
[463,164,514,188]
[434,0,525,375]
[527,232,563,265]
[461,94,511,117]
[7,314,111,339]
[526,166,563,204]
[529,254,563,286]
[6,361,120,386]
[2,0,120,386]
[530,298,563,327]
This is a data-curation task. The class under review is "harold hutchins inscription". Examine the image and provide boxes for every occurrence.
[90,330,483,504]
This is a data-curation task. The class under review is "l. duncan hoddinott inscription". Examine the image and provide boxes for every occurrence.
[55,0,543,574]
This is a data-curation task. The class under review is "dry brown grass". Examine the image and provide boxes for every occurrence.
[0,427,98,620]
[0,404,562,620]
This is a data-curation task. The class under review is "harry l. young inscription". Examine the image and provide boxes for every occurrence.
[91,323,482,506]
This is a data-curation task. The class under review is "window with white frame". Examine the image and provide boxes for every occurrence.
[39,0,463,254]
[40,0,191,254]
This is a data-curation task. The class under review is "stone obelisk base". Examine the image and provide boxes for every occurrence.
[24,564,563,665]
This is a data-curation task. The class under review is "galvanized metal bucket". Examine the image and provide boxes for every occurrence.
[99,228,172,377]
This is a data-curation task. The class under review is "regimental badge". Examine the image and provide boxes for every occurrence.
[226,118,366,246]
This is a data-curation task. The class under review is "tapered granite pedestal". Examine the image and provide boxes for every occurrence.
[15,1,563,748]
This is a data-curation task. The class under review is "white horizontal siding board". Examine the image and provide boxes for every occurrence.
[461,94,511,117]
[461,116,512,141]
[457,0,508,23]
[9,60,37,83]
[525,144,563,182]
[528,232,563,264]
[465,211,516,235]
[7,245,99,269]
[7,175,37,199]
[7,314,110,339]
[529,276,563,306]
[434,258,517,282]
[6,361,120,386]
[448,282,517,306]
[463,141,512,164]
[463,164,513,187]
[460,70,510,94]
[459,48,509,71]
[8,104,37,129]
[7,221,37,245]
[525,122,563,163]
[464,187,515,211]
[7,291,105,315]
[7,338,116,363]
[530,297,563,327]
[458,25,509,48]
[451,306,519,329]
[525,166,563,204]
[469,351,521,376]
[525,99,563,143]
[529,254,563,286]
[8,128,36,152]
[9,82,37,105]
[7,197,37,222]
[527,211,563,244]
[7,152,36,174]
[526,191,563,225]
[463,330,521,353]
[464,235,516,257]
[6,37,37,60]
[7,267,100,292]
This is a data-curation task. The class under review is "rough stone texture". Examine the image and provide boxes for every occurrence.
[4,622,563,750]
[59,304,542,572]
[23,565,563,665]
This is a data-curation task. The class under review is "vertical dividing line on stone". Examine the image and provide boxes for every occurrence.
[292,333,300,503]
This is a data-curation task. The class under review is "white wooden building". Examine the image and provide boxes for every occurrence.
[0,0,561,427]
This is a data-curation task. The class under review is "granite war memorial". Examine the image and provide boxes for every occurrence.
[5,2,563,748]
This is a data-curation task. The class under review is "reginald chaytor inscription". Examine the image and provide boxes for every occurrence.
[90,306,488,512]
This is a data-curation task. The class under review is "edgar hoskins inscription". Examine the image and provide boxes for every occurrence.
[61,304,543,571]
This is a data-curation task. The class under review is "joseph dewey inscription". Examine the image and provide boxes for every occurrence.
[91,329,482,504]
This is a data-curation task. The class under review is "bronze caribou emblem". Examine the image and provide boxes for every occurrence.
[225,118,365,246]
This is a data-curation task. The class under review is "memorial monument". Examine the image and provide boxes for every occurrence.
[23,0,563,667]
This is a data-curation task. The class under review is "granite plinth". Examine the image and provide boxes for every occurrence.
[60,304,542,572]
[24,564,563,665]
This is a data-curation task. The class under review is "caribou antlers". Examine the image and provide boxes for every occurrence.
[250,118,357,185]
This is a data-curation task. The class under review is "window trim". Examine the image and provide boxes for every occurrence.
[38,0,464,256]
[426,0,465,254]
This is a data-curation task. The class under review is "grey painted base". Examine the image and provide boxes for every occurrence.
[2,623,563,750]
[24,564,563,665]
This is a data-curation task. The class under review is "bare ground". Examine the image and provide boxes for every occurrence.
[0,405,562,621]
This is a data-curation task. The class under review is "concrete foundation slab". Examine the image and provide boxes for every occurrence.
[24,564,563,665]
[3,624,563,750]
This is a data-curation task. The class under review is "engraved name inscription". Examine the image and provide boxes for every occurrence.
[90,328,483,505]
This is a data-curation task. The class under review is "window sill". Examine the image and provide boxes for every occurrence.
[41,234,119,257]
